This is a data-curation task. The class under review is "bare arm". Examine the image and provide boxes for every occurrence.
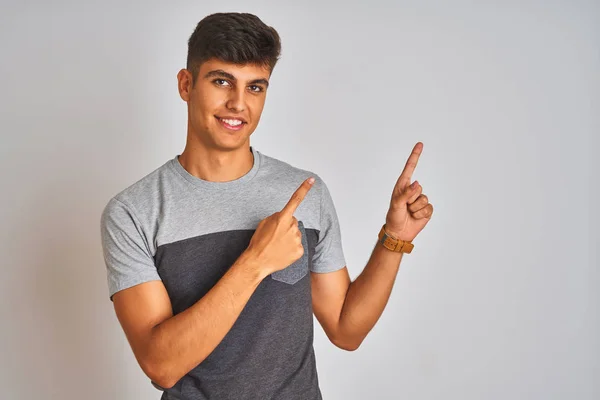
[311,239,403,351]
[113,250,266,389]
[336,240,404,349]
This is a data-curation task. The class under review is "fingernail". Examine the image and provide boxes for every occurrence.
[308,177,315,184]
[411,180,418,189]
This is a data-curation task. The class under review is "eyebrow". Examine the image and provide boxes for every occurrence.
[204,69,269,88]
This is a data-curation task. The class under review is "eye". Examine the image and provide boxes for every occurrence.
[213,79,230,87]
[249,85,264,93]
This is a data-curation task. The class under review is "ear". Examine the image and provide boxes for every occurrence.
[177,69,193,102]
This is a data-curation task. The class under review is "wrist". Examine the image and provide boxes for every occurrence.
[383,224,410,242]
[235,250,269,284]
[379,224,415,254]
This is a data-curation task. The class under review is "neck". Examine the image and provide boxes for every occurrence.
[178,141,254,183]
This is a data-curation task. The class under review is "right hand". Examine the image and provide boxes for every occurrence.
[246,177,315,276]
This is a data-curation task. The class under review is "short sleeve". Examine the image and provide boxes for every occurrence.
[310,176,347,273]
[100,197,161,301]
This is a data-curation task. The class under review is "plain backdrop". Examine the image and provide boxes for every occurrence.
[1,1,598,399]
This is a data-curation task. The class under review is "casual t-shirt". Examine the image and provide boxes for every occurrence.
[100,145,346,400]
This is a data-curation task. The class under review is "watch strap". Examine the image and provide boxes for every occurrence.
[378,224,414,253]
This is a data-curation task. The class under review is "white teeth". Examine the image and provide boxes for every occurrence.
[220,118,242,126]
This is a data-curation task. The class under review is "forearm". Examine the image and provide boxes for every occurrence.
[147,250,266,388]
[337,240,404,349]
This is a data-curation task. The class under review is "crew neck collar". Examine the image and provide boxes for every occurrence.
[170,146,261,190]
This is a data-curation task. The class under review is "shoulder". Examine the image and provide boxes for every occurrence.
[101,158,173,220]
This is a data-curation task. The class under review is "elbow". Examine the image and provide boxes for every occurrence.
[140,329,181,390]
[332,336,362,352]
[142,359,178,390]
[151,375,177,391]
[336,342,360,352]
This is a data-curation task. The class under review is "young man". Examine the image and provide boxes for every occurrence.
[100,12,433,400]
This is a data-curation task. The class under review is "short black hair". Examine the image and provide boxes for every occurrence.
[187,12,282,85]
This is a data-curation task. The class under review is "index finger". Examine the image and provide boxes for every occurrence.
[281,177,315,218]
[398,142,423,187]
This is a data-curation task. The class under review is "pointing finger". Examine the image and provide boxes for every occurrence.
[398,142,423,189]
[281,177,315,218]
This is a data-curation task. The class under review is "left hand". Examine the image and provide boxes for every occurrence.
[384,142,434,242]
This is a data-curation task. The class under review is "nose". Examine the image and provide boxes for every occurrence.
[226,87,246,112]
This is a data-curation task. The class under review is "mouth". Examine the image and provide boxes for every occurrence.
[215,116,246,131]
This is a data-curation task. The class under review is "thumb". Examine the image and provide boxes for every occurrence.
[398,180,419,204]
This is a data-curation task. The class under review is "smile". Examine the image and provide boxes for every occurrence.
[215,116,246,131]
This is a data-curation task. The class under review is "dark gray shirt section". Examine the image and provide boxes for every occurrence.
[100,146,346,400]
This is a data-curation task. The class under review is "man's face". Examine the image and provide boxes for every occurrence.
[178,58,271,152]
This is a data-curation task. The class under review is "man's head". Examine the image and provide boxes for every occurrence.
[177,12,281,152]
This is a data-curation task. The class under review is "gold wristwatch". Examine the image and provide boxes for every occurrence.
[378,224,414,253]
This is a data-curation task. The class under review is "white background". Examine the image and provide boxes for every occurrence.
[1,0,598,399]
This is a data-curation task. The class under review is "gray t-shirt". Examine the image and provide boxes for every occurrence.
[100,146,346,400]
